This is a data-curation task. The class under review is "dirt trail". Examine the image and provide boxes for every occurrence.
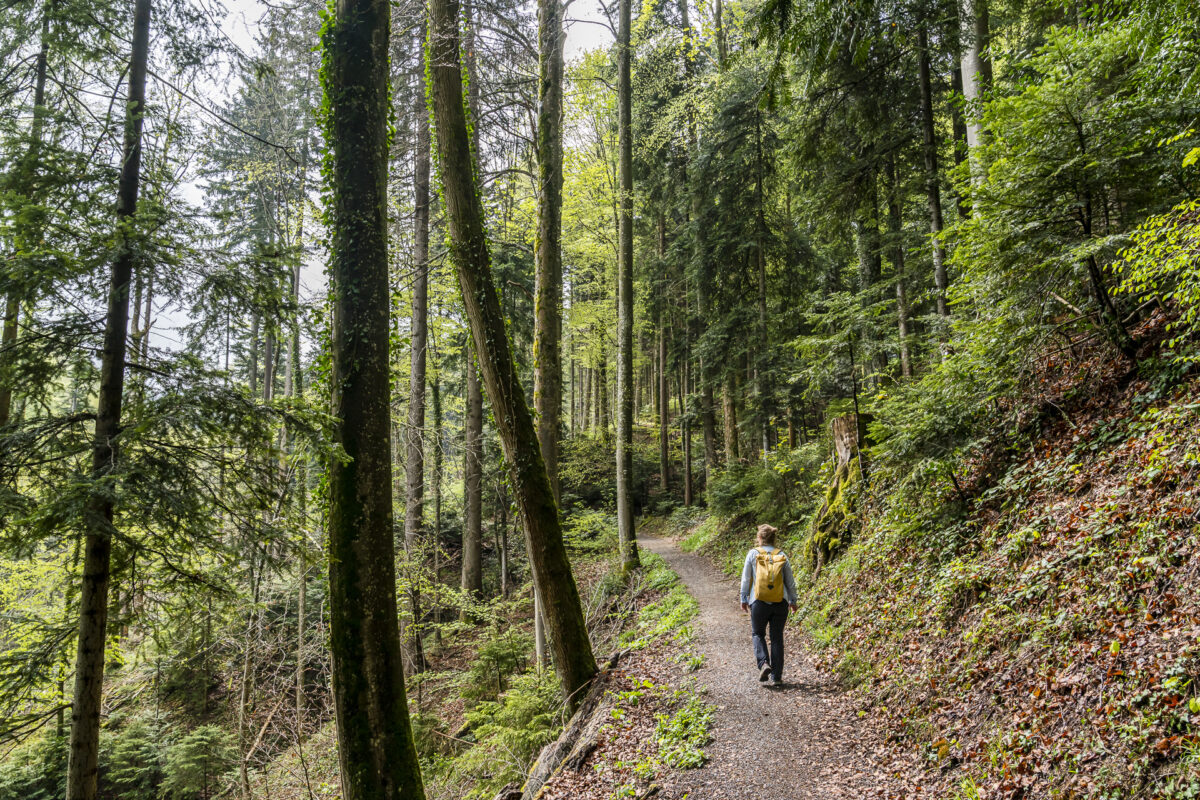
[641,534,915,800]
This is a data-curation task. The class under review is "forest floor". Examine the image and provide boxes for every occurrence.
[640,533,936,799]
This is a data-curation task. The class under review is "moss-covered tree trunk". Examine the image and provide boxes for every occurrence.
[808,414,869,573]
[615,0,639,571]
[428,0,598,705]
[66,3,149,798]
[322,0,425,795]
[534,0,565,502]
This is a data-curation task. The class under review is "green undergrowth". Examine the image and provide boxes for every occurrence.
[597,679,714,800]
[617,550,698,651]
[699,359,1200,796]
[419,537,701,799]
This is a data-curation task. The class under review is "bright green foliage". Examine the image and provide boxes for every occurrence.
[619,559,699,651]
[160,726,236,800]
[654,694,713,769]
[463,626,535,702]
[436,665,562,798]
[1119,199,1200,360]
[706,443,825,525]
[0,732,65,800]
[103,719,165,800]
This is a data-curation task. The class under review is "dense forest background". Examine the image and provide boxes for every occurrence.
[1,0,1199,795]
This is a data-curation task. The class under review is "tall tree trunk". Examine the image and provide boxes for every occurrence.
[658,319,669,492]
[656,215,669,493]
[66,2,150,797]
[917,26,949,321]
[405,27,431,559]
[428,0,598,706]
[0,1,52,427]
[431,354,444,592]
[854,167,884,384]
[616,0,639,571]
[321,0,425,795]
[290,109,309,734]
[754,112,770,459]
[263,330,275,401]
[682,347,692,505]
[714,0,727,66]
[722,371,739,463]
[533,0,565,656]
[461,344,483,601]
[249,313,260,397]
[597,340,609,438]
[960,0,992,181]
[885,158,912,378]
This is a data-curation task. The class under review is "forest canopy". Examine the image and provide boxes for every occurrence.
[0,0,1198,795]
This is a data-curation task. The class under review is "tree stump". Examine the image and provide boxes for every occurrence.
[806,413,870,573]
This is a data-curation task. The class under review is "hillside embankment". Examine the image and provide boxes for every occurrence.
[687,317,1200,798]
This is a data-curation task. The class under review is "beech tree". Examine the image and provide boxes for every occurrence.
[615,0,639,572]
[427,0,598,704]
[321,0,425,795]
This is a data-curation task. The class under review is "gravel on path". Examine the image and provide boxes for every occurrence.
[641,534,922,800]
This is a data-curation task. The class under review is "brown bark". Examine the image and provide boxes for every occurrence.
[533,0,566,654]
[462,343,483,600]
[918,26,949,320]
[404,28,431,554]
[616,0,638,570]
[722,371,739,463]
[1,2,52,426]
[66,2,150,797]
[885,158,912,378]
[322,0,425,793]
[658,320,669,492]
[428,0,598,705]
[682,349,692,505]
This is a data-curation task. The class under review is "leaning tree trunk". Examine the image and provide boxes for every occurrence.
[322,0,425,796]
[615,0,639,572]
[66,2,150,798]
[428,0,598,707]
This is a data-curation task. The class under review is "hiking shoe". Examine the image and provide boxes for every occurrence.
[758,664,771,682]
[770,675,783,687]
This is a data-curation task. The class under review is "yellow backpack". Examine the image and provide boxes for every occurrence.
[753,548,787,603]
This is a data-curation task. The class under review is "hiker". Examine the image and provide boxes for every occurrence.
[739,523,798,685]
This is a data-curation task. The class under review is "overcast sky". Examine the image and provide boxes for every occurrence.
[219,0,615,64]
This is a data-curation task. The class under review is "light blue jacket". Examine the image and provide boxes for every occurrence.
[739,545,798,606]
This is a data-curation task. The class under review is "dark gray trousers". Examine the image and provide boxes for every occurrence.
[750,599,788,681]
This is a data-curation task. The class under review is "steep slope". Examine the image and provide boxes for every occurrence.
[801,331,1200,797]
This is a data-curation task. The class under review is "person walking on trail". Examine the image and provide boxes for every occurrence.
[739,523,798,685]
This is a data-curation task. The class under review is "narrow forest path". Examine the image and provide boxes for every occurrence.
[641,534,919,799]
